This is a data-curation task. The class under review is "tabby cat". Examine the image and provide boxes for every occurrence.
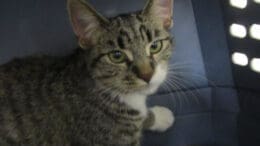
[0,0,175,145]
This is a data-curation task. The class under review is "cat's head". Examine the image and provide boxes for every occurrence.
[68,0,174,96]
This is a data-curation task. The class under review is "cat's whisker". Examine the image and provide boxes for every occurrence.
[168,62,202,68]
[169,80,187,112]
[168,62,199,70]
[165,78,188,110]
[169,70,217,88]
[167,71,204,104]
[168,75,201,105]
[162,79,180,110]
[169,78,193,106]
[162,80,179,110]
[163,78,192,111]
[169,61,198,66]
[169,72,203,95]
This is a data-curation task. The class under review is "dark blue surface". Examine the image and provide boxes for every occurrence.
[220,0,260,145]
[0,0,241,146]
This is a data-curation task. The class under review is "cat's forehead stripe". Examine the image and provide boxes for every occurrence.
[120,29,131,42]
[110,15,158,50]
[115,17,124,27]
[146,29,152,42]
[135,14,144,22]
[107,40,115,47]
[117,29,131,49]
[154,29,160,37]
[117,36,125,49]
[139,25,153,42]
[139,25,146,41]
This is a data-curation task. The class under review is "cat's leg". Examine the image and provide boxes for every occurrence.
[130,140,141,146]
[0,138,19,146]
[143,106,174,132]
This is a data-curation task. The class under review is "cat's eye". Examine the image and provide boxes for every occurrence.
[108,50,127,64]
[150,40,163,54]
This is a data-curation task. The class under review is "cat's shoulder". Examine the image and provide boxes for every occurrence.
[0,54,66,70]
[0,54,67,80]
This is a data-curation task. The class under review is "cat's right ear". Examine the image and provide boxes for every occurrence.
[67,0,109,48]
[142,0,174,30]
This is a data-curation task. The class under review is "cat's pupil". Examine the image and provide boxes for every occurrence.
[113,51,122,59]
[151,42,158,50]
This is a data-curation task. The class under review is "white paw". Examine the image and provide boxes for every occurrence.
[149,106,174,132]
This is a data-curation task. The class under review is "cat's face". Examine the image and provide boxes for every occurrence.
[68,0,174,95]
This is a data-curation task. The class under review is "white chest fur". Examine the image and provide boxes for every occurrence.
[121,94,148,117]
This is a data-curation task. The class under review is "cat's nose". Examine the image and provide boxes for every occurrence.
[137,72,154,83]
[132,61,154,83]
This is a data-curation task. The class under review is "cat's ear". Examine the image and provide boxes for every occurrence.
[67,0,109,48]
[142,0,174,29]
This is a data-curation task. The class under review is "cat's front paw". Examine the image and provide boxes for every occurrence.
[149,106,174,132]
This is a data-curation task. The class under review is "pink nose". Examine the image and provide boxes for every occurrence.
[138,72,153,83]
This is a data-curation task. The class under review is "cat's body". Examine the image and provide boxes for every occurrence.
[0,0,175,145]
[0,51,145,146]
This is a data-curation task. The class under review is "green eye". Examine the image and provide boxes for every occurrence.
[150,40,163,54]
[108,50,126,63]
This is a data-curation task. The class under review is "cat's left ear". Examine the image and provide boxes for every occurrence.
[142,0,174,29]
[67,0,109,48]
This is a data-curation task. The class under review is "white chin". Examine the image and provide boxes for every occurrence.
[140,64,167,95]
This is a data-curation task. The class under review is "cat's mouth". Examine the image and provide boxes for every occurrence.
[125,80,162,95]
[128,64,168,95]
[97,64,167,95]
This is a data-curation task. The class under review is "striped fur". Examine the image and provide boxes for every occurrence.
[0,0,174,145]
